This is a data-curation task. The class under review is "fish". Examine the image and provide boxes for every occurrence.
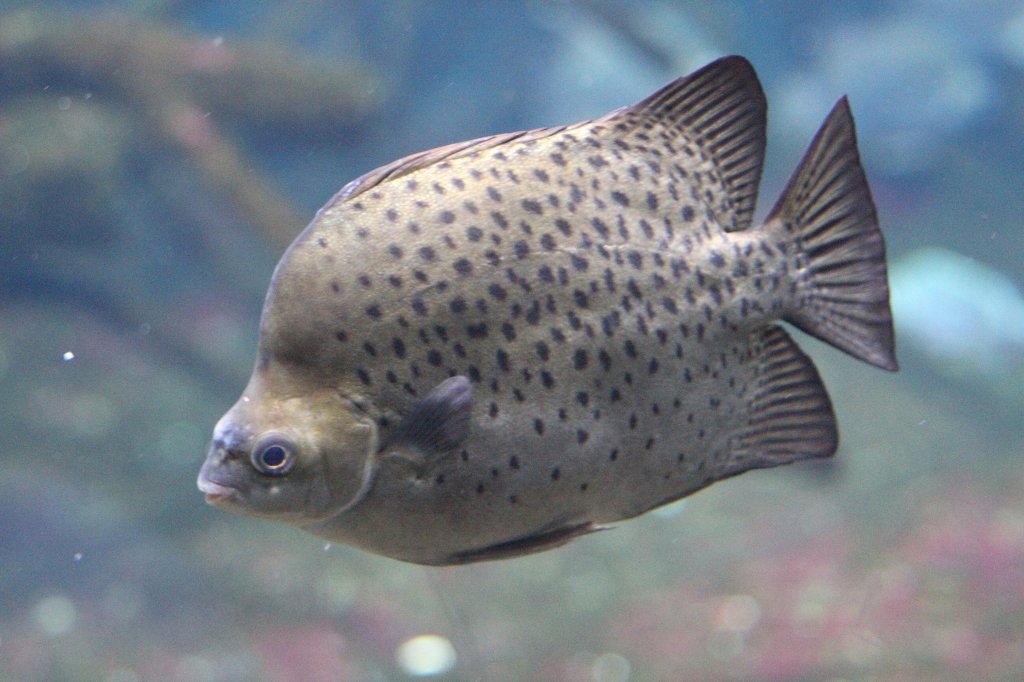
[197,56,897,565]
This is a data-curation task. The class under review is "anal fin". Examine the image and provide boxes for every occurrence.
[447,521,607,564]
[727,326,837,476]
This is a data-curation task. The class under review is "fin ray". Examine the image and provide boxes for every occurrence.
[379,376,472,474]
[770,97,897,371]
[726,326,837,475]
[606,55,767,232]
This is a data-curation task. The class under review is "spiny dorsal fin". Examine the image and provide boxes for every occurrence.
[726,325,837,476]
[605,55,767,232]
[335,125,577,203]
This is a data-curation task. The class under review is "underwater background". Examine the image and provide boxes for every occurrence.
[1,1,1022,680]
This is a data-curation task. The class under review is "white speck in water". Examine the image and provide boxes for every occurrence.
[62,350,75,362]
[84,92,93,100]
[73,552,83,562]
[591,652,631,682]
[32,595,77,636]
[139,322,151,335]
[323,543,332,552]
[396,634,457,677]
[212,35,224,46]
[57,96,71,111]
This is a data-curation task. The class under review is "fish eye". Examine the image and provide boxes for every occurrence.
[251,435,295,476]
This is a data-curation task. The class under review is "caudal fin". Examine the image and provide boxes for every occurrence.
[769,97,898,371]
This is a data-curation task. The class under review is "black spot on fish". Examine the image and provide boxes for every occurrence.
[330,281,340,293]
[358,274,371,288]
[362,342,377,357]
[577,429,589,444]
[514,240,530,259]
[627,251,643,269]
[487,186,502,202]
[496,349,510,372]
[570,254,589,272]
[591,217,610,239]
[357,368,371,385]
[709,251,726,268]
[335,330,348,342]
[573,349,588,370]
[555,218,572,236]
[550,152,567,167]
[573,290,589,308]
[501,322,516,341]
[598,349,612,371]
[467,322,488,339]
[540,370,555,388]
[411,297,427,316]
[509,455,520,470]
[388,275,402,288]
[535,341,550,362]
[682,205,695,222]
[418,246,437,262]
[440,210,456,224]
[525,300,541,325]
[611,191,629,207]
[365,304,382,319]
[453,258,473,276]
[488,283,507,301]
[392,338,406,359]
[575,391,589,406]
[534,419,545,435]
[450,297,467,314]
[522,199,543,215]
[540,233,556,251]
[467,226,483,242]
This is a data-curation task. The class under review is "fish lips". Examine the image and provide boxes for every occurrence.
[197,460,242,506]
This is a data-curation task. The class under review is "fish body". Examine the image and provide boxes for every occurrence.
[198,57,897,565]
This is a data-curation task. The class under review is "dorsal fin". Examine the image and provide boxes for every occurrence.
[334,124,577,203]
[605,55,767,232]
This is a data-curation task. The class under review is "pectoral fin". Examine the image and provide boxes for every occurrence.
[379,376,472,476]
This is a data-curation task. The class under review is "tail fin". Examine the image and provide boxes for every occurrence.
[769,97,898,371]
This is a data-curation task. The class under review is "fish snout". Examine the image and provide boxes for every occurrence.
[197,440,246,505]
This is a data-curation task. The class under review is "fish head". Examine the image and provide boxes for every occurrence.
[197,369,379,526]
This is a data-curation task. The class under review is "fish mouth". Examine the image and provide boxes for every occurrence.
[197,477,238,505]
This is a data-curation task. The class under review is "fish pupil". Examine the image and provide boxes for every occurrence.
[260,445,287,469]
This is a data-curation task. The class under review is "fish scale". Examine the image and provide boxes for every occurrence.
[198,56,897,565]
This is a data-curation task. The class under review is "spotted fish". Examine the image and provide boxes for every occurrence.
[197,56,897,565]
